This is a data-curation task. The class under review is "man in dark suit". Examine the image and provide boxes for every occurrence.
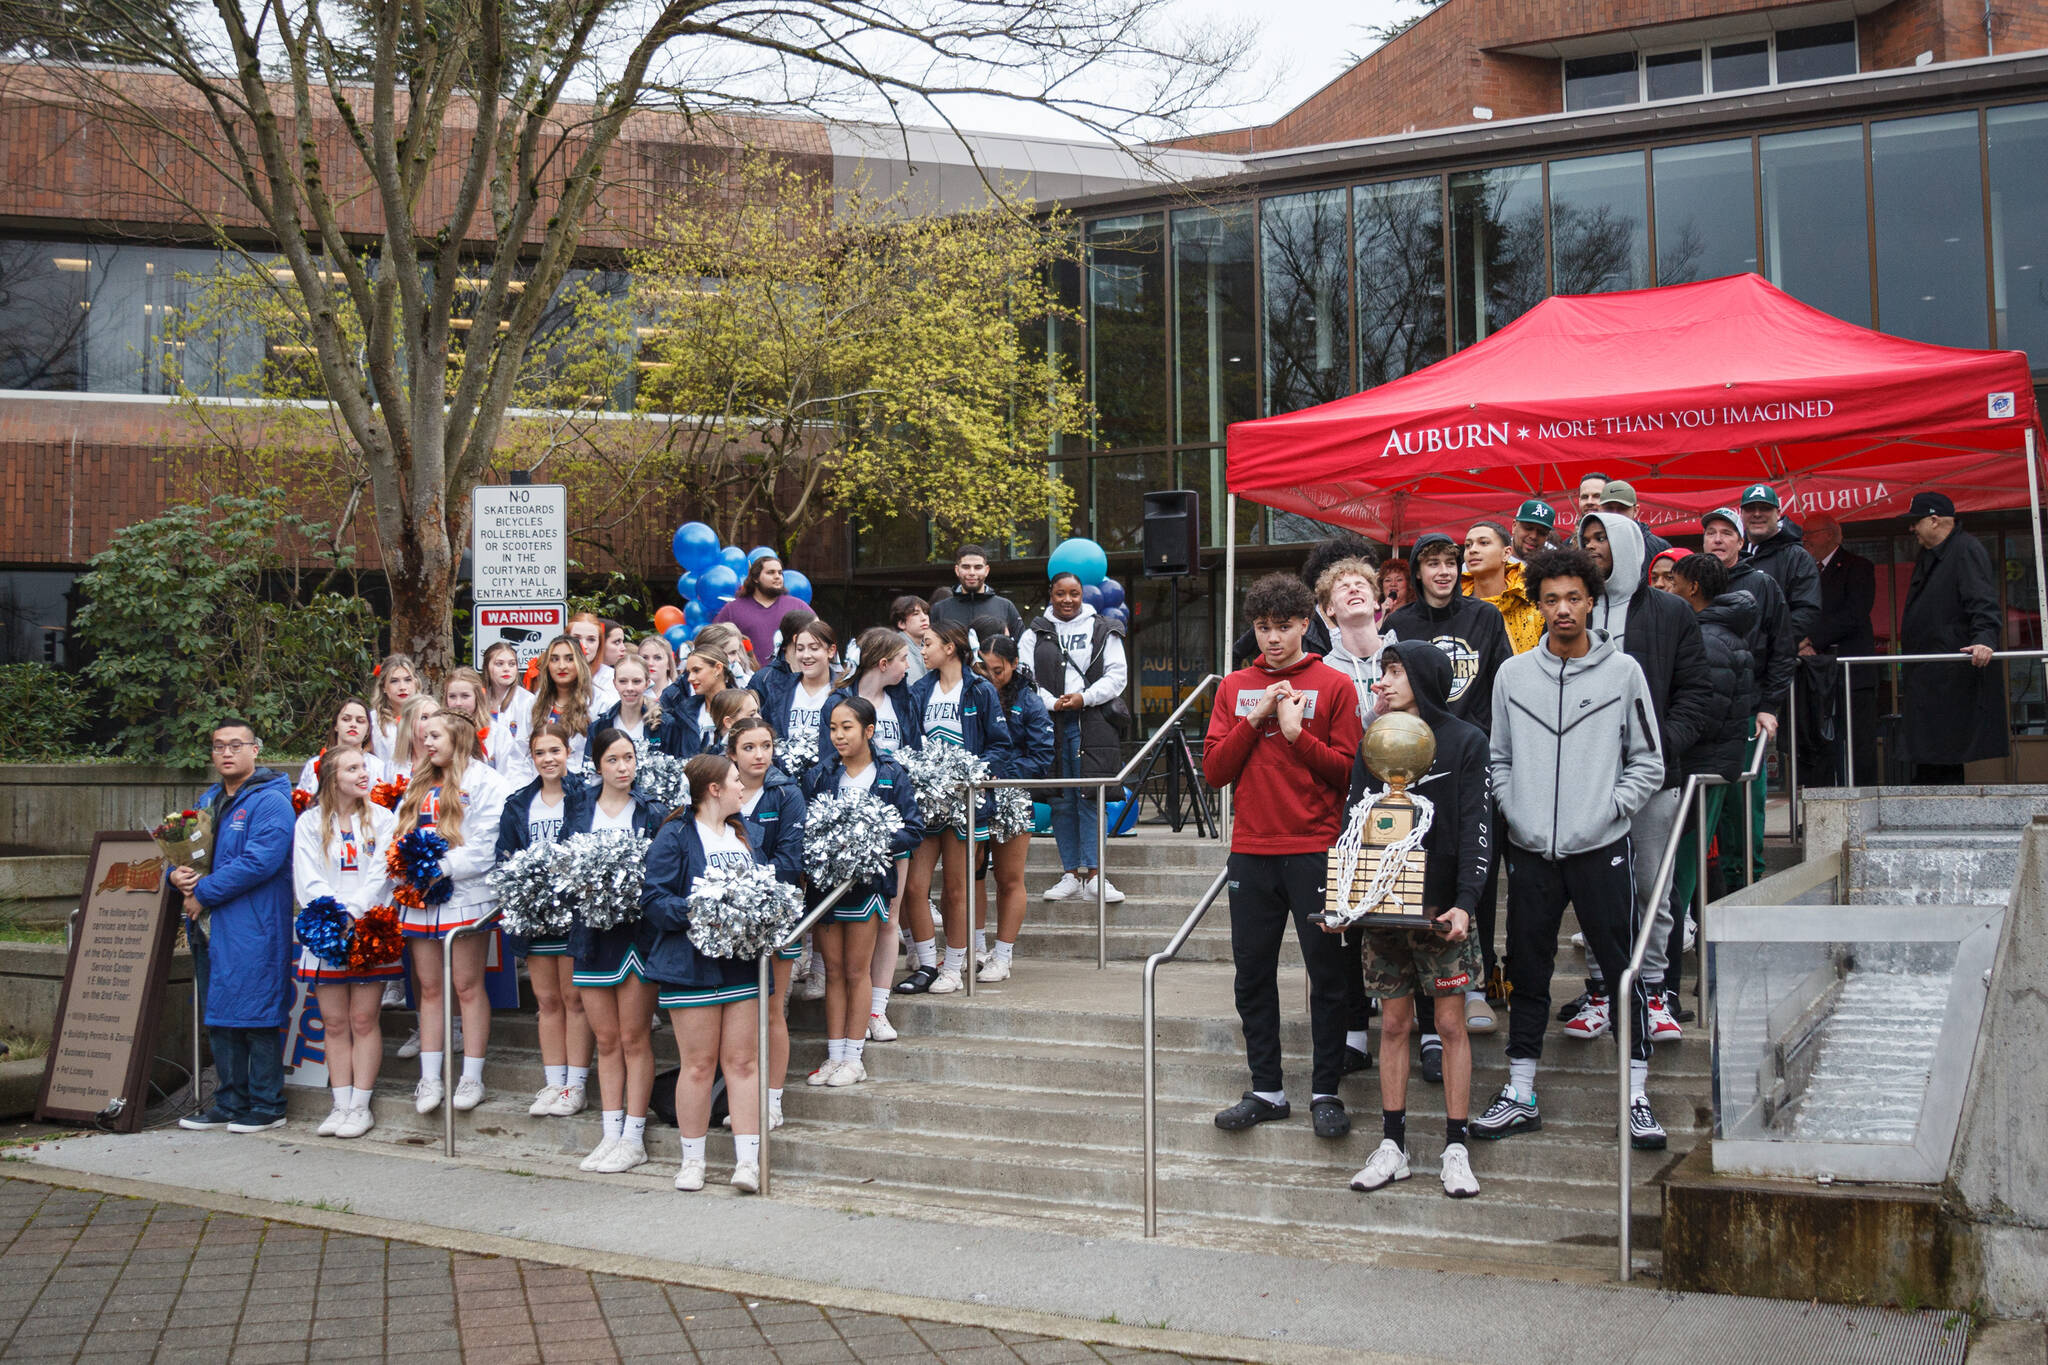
[1898,492,2006,785]
[1798,514,1878,785]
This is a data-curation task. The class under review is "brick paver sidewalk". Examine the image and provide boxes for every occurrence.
[0,1178,1210,1364]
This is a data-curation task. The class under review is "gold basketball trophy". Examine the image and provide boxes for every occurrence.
[1321,712,1438,931]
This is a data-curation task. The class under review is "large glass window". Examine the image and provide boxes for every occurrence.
[1172,205,1256,444]
[1354,176,1445,388]
[1086,214,1168,448]
[0,242,91,389]
[1549,152,1649,295]
[1261,190,1350,414]
[1564,52,1639,111]
[1646,49,1704,101]
[1872,112,1989,348]
[1989,103,2048,376]
[1653,139,1758,284]
[1450,163,1544,348]
[1776,22,1858,84]
[1761,126,1871,324]
[1711,40,1771,93]
[1093,452,1171,552]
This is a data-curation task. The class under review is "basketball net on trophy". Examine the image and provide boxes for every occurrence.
[1320,712,1437,931]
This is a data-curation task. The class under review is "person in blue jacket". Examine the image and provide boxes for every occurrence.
[495,721,595,1122]
[896,622,1014,996]
[563,728,671,1177]
[753,619,839,747]
[803,696,923,1073]
[175,719,298,1134]
[727,716,806,1128]
[656,646,734,759]
[641,753,774,1194]
[972,635,1053,983]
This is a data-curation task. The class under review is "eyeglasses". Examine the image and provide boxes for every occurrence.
[211,740,257,754]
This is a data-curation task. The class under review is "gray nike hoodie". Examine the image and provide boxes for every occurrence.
[1489,628,1664,859]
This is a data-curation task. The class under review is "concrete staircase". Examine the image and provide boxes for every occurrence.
[283,828,1712,1278]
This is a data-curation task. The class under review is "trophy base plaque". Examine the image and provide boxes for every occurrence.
[1324,800,1433,931]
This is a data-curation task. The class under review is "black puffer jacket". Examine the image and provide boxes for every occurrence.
[1725,559,1795,717]
[1746,523,1822,644]
[1686,590,1758,781]
[1384,536,1513,736]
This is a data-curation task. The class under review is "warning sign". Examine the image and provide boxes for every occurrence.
[473,601,567,670]
[472,484,568,603]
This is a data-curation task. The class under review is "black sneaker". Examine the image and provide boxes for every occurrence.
[894,965,939,995]
[1556,990,1591,1023]
[1629,1095,1667,1150]
[1310,1097,1350,1139]
[1669,990,1696,1024]
[1342,1045,1373,1074]
[1419,1039,1443,1084]
[178,1108,234,1131]
[1470,1084,1540,1141]
[1213,1092,1290,1131]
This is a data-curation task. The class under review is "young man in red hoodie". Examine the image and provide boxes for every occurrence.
[1204,573,1367,1139]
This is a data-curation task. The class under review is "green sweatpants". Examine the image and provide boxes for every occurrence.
[1672,782,1729,914]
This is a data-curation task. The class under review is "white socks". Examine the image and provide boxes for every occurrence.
[568,1066,590,1088]
[1508,1058,1538,1101]
[1345,1030,1371,1052]
[1466,989,1486,1004]
[941,946,966,974]
[1630,1059,1649,1102]
[847,1038,866,1062]
[623,1114,646,1143]
[972,928,987,955]
[602,1110,624,1141]
[991,941,1013,967]
[828,1039,848,1063]
[1254,1089,1287,1106]
[1420,1032,1441,1048]
[332,1086,350,1109]
[545,1065,567,1088]
[680,1136,706,1163]
[914,938,937,968]
[734,1134,760,1162]
[351,1087,374,1110]
[870,988,891,1017]
[461,1055,485,1083]
[421,1051,443,1081]
[769,1088,782,1107]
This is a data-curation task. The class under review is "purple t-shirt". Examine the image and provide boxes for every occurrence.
[713,594,807,661]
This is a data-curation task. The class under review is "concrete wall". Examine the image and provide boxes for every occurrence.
[0,938,196,1070]
[0,764,211,856]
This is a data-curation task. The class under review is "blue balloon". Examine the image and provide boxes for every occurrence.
[675,570,698,603]
[1081,584,1105,609]
[1048,537,1108,587]
[747,546,778,566]
[696,564,739,610]
[663,624,691,649]
[781,568,813,604]
[672,521,720,573]
[682,600,706,630]
[1106,605,1131,628]
[1097,577,1125,611]
[719,545,750,577]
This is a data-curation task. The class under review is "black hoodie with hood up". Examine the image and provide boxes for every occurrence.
[1344,640,1492,918]
[1383,532,1514,736]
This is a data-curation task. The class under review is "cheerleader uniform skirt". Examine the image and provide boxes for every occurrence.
[571,920,657,988]
[655,979,762,1009]
[399,899,491,939]
[512,934,572,958]
[293,943,404,985]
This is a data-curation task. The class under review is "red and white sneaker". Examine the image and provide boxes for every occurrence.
[1563,994,1611,1039]
[1647,992,1683,1041]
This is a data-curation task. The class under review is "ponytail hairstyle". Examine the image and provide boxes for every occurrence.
[396,711,479,847]
[370,653,420,726]
[794,618,838,666]
[529,634,594,738]
[441,666,487,722]
[315,744,375,855]
[977,632,1026,709]
[588,726,637,790]
[841,627,906,688]
[927,622,972,672]
[527,720,577,755]
[707,687,757,738]
[609,652,662,728]
[683,647,736,697]
[679,752,750,844]
[725,715,777,757]
[827,695,878,767]
[392,695,441,770]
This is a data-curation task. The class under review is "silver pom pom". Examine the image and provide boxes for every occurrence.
[488,839,578,937]
[802,792,904,887]
[559,828,650,930]
[685,862,804,960]
[989,787,1035,843]
[779,728,820,779]
[898,741,991,837]
[633,745,688,807]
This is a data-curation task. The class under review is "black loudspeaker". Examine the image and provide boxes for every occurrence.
[1142,490,1200,578]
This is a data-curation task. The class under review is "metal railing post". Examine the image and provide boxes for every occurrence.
[442,910,502,1158]
[963,769,976,997]
[1787,672,1800,839]
[1825,650,2048,789]
[757,878,852,1199]
[1840,657,1856,788]
[1695,781,1715,1042]
[1140,866,1231,1236]
[1095,784,1109,969]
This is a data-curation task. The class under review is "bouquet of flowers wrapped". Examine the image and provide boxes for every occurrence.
[559,828,649,930]
[778,728,820,780]
[686,862,803,960]
[487,839,578,938]
[150,807,212,874]
[989,787,1035,843]
[898,742,990,837]
[370,775,408,810]
[802,792,904,888]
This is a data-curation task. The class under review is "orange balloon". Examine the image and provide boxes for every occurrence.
[653,605,686,633]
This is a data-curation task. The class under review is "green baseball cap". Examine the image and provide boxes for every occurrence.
[1514,499,1557,532]
[1739,483,1781,508]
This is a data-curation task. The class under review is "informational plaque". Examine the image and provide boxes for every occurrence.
[37,832,182,1132]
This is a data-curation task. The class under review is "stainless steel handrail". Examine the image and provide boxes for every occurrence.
[755,877,855,1198]
[1736,729,1767,889]
[1835,649,2048,787]
[1139,864,1231,1236]
[1617,772,1723,1280]
[962,674,1221,993]
[442,907,503,1157]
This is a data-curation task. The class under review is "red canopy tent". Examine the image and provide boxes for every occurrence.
[1224,273,2045,633]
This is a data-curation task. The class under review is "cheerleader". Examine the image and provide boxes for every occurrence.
[391,711,510,1114]
[568,612,619,710]
[972,636,1054,982]
[772,621,838,743]
[588,653,662,749]
[708,688,760,747]
[697,621,753,688]
[530,634,597,767]
[293,745,401,1138]
[441,667,490,758]
[728,717,806,1125]
[896,623,1014,996]
[658,647,735,758]
[641,754,769,1192]
[565,728,670,1174]
[481,641,538,787]
[638,635,677,699]
[802,697,922,1084]
[390,695,441,780]
[494,722,593,1119]
[368,654,422,763]
[296,698,392,795]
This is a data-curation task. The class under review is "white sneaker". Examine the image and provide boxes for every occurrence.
[977,957,1012,983]
[797,970,827,1001]
[336,1105,375,1139]
[770,1096,784,1130]
[1042,873,1083,901]
[412,1076,444,1114]
[579,1135,619,1172]
[927,967,963,994]
[528,1084,563,1117]
[593,1138,647,1174]
[396,1029,422,1059]
[1440,1142,1479,1198]
[452,1076,485,1111]
[1570,931,1586,950]
[1563,994,1612,1039]
[729,1161,759,1194]
[866,1012,897,1042]
[674,1159,706,1191]
[381,980,406,1008]
[317,1105,349,1137]
[1086,874,1125,904]
[1683,915,1698,955]
[1349,1139,1411,1191]
[826,1059,866,1087]
[547,1084,587,1117]
[1647,993,1683,1041]
[807,1061,842,1087]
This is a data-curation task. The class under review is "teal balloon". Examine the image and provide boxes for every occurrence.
[781,568,813,603]
[747,546,778,566]
[697,564,739,610]
[675,570,698,602]
[663,624,691,649]
[672,521,720,573]
[1048,537,1108,586]
[719,545,750,577]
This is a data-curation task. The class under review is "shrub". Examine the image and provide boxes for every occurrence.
[0,663,94,761]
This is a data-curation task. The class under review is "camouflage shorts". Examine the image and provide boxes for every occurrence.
[1358,923,1481,999]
